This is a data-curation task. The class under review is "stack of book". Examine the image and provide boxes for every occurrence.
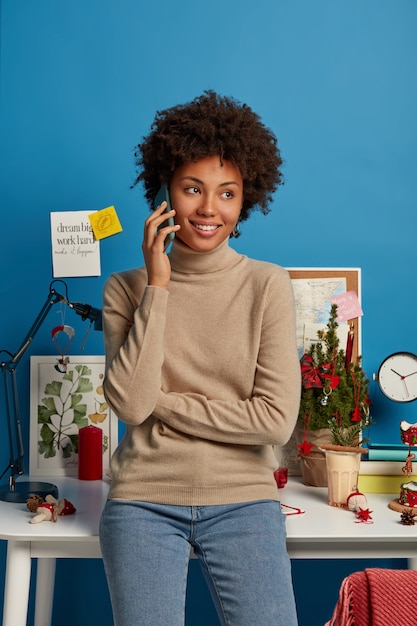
[367,443,413,461]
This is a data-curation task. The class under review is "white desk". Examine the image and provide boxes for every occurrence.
[0,477,108,626]
[0,476,416,626]
[282,478,417,563]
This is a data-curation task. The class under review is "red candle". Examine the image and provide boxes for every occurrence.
[345,326,354,370]
[78,425,103,480]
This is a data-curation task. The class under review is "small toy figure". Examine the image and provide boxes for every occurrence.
[346,489,368,512]
[399,481,417,508]
[400,421,417,446]
[387,421,417,515]
[347,488,373,523]
[402,450,416,477]
[26,494,76,523]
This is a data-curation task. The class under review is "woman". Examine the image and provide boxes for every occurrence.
[99,91,301,625]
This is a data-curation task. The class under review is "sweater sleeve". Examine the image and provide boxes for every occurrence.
[102,273,169,424]
[154,271,301,446]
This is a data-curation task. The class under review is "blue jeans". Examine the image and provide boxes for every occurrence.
[99,499,298,625]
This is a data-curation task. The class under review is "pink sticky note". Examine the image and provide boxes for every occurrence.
[330,291,363,322]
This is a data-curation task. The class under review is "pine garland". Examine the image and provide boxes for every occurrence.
[298,304,371,447]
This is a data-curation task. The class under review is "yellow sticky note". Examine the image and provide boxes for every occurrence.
[88,206,123,240]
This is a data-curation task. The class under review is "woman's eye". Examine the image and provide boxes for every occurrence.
[221,190,234,199]
[185,186,199,195]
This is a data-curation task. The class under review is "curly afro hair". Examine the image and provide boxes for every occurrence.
[133,91,284,224]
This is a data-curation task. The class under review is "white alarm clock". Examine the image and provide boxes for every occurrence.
[376,352,417,403]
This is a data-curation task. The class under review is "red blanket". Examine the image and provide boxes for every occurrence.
[325,568,417,626]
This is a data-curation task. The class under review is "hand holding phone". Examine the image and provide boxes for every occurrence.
[154,184,175,250]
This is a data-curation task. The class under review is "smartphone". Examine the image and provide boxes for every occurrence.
[154,184,175,250]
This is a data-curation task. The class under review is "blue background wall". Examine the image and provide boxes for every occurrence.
[0,1,415,624]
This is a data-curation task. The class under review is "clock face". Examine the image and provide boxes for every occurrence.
[377,352,417,403]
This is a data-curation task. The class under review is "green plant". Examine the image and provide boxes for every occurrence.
[298,304,371,448]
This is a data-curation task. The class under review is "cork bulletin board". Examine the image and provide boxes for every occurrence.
[288,268,362,362]
[280,268,362,474]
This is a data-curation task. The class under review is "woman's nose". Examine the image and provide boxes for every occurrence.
[196,195,216,216]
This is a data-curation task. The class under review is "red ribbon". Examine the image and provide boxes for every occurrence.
[300,355,331,389]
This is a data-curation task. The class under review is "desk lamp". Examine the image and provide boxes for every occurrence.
[0,280,102,502]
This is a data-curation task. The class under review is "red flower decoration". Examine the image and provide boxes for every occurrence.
[356,508,373,522]
[298,439,313,456]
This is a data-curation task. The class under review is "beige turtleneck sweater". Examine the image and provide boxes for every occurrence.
[103,237,301,505]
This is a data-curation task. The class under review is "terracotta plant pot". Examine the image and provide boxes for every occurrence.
[294,426,333,487]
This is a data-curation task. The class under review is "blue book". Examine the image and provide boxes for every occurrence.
[367,443,413,461]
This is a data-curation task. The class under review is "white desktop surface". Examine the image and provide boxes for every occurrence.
[281,477,416,560]
[0,476,415,626]
[0,477,109,546]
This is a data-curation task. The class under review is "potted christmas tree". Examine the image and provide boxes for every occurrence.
[296,304,371,494]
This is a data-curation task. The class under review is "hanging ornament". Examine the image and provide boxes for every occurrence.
[320,373,340,406]
[320,383,332,406]
[402,448,416,477]
[52,324,75,373]
[297,410,313,456]
[297,439,313,456]
[325,374,340,390]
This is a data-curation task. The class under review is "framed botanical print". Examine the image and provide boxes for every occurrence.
[30,355,118,477]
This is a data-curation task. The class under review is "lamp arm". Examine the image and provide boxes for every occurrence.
[0,281,102,489]
[0,288,65,480]
[0,368,18,480]
[10,289,66,366]
[0,369,25,479]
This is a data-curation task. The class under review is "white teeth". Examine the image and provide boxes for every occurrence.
[195,224,218,231]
